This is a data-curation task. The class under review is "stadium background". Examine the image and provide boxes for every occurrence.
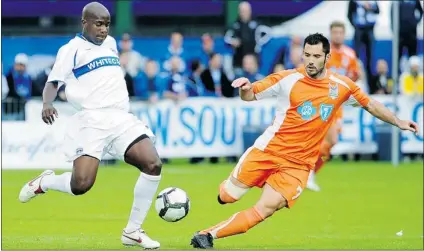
[1,0,423,249]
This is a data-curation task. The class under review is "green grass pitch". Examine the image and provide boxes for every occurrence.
[2,160,423,250]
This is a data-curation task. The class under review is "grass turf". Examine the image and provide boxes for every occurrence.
[2,160,423,249]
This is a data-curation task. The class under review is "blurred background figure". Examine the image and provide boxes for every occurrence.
[400,56,423,97]
[119,33,147,78]
[163,56,187,102]
[239,54,264,83]
[133,59,164,102]
[369,59,393,94]
[348,0,380,77]
[199,33,215,67]
[163,31,187,73]
[200,53,233,98]
[392,0,423,69]
[224,1,271,77]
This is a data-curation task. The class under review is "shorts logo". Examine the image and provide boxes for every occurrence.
[76,148,83,155]
[319,104,334,121]
[329,82,339,99]
[297,101,316,120]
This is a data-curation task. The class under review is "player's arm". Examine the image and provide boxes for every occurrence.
[231,72,283,101]
[345,80,419,135]
[42,44,74,124]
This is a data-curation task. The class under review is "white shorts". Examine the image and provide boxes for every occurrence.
[63,109,155,162]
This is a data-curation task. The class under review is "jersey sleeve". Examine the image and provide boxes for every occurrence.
[347,58,360,82]
[252,72,284,100]
[344,78,371,107]
[47,44,76,87]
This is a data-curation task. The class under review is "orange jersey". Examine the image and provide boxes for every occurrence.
[327,44,359,82]
[251,67,370,168]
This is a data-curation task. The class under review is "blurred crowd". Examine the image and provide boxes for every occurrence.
[2,0,423,119]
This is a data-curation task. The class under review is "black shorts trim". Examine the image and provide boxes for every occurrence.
[124,134,149,156]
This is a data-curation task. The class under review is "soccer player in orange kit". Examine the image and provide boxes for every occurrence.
[307,21,361,191]
[190,33,419,249]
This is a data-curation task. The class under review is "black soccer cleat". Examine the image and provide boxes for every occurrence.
[217,195,227,205]
[190,232,214,249]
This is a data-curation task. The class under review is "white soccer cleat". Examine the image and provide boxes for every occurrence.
[18,170,55,203]
[121,228,160,249]
[306,171,321,192]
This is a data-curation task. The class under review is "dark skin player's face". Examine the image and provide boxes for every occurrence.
[82,14,110,45]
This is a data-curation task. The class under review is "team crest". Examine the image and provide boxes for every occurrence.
[320,104,334,121]
[297,101,317,120]
[328,82,339,99]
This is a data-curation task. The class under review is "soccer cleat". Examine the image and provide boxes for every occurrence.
[190,231,214,249]
[121,228,160,249]
[19,170,55,203]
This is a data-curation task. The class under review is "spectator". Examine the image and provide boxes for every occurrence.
[163,31,187,73]
[224,1,271,76]
[392,0,423,63]
[239,54,264,83]
[198,33,215,67]
[186,59,205,97]
[200,53,233,98]
[400,56,423,96]
[2,63,9,100]
[282,35,303,69]
[4,53,35,120]
[163,56,187,102]
[348,0,380,77]
[273,63,285,73]
[119,33,147,78]
[32,63,53,97]
[134,60,164,102]
[369,59,393,94]
[119,52,135,97]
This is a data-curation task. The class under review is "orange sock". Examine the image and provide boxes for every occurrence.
[200,206,265,239]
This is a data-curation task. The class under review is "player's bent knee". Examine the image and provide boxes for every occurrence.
[143,158,162,176]
[218,179,249,204]
[70,177,95,195]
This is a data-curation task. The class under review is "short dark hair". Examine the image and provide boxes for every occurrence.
[190,59,201,72]
[303,33,330,55]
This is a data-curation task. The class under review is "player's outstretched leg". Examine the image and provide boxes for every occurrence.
[19,155,99,202]
[191,184,286,249]
[120,135,161,249]
[217,177,249,205]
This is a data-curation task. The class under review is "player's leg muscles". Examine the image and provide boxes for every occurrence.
[70,155,100,195]
[124,135,162,175]
[121,135,162,237]
[255,183,287,217]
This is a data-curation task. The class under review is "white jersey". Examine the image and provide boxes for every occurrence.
[47,34,129,111]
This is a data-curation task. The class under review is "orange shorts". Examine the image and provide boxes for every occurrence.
[231,147,310,208]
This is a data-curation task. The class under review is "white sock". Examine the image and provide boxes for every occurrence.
[40,172,74,195]
[125,173,161,232]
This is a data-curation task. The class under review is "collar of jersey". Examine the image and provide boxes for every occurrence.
[76,33,103,46]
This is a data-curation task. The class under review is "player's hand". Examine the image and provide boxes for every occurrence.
[397,119,419,135]
[231,77,252,91]
[42,103,58,125]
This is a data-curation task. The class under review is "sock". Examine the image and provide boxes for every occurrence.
[40,172,74,195]
[314,156,325,174]
[125,173,161,232]
[200,206,265,239]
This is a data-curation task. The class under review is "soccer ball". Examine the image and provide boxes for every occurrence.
[155,187,190,222]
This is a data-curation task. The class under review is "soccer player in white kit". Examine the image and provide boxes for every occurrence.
[18,2,161,249]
